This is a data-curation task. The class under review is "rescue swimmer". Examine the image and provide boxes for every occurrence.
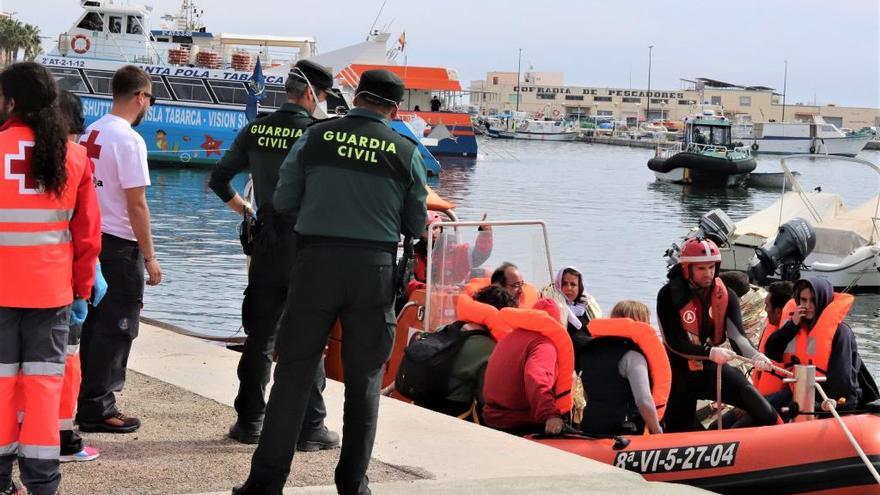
[232,69,427,495]
[209,60,341,450]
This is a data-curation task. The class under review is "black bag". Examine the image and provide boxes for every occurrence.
[395,321,489,402]
[238,212,260,256]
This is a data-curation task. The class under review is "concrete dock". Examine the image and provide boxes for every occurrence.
[57,323,709,495]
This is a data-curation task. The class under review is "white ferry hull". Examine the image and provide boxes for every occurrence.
[746,135,871,157]
[496,130,578,141]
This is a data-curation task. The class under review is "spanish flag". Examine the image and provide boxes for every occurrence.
[398,31,406,52]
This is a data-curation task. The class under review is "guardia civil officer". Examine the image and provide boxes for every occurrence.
[209,60,340,450]
[232,70,428,495]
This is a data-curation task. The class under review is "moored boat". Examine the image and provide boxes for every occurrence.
[743,119,873,157]
[496,118,579,141]
[648,117,756,187]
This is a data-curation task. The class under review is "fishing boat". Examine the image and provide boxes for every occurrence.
[495,118,579,141]
[648,116,757,187]
[743,118,873,157]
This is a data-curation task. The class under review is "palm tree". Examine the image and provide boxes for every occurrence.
[0,18,43,64]
[21,23,42,61]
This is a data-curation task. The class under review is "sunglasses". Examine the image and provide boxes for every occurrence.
[134,91,156,106]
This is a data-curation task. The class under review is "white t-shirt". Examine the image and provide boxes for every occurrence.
[80,114,150,241]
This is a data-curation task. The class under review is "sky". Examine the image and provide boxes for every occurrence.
[7,0,879,108]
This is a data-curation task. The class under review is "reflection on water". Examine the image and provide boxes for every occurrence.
[143,144,879,375]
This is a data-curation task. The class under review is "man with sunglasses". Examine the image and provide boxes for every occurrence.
[232,69,427,495]
[76,65,160,434]
[209,60,340,450]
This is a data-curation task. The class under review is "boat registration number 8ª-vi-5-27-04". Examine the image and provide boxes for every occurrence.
[614,442,739,474]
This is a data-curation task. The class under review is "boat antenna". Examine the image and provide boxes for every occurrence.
[781,60,788,122]
[516,48,522,112]
[367,0,389,40]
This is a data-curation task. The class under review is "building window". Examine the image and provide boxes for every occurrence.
[650,98,667,104]
[209,81,248,105]
[492,77,499,85]
[622,97,641,103]
[710,96,722,105]
[83,70,113,94]
[678,99,695,105]
[597,110,614,116]
[594,96,612,102]
[167,77,213,103]
[565,95,584,101]
[739,96,751,106]
[536,93,556,100]
[49,68,88,93]
[77,12,104,31]
[150,76,171,100]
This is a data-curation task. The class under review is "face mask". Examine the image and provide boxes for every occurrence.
[313,100,328,119]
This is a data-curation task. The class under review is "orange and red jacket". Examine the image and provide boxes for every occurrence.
[0,119,101,307]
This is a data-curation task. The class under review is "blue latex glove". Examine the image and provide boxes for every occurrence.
[92,262,108,307]
[71,298,88,326]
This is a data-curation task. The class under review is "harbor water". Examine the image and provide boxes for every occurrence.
[143,141,880,375]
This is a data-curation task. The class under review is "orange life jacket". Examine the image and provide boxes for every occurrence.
[586,318,672,420]
[498,307,574,414]
[754,299,798,395]
[782,293,853,380]
[463,277,539,309]
[678,278,728,347]
[0,122,92,308]
[454,292,512,341]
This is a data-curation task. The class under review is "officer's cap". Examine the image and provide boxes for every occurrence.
[288,59,340,98]
[355,69,405,106]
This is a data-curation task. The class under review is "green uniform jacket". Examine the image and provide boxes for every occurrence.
[273,108,428,243]
[208,103,313,217]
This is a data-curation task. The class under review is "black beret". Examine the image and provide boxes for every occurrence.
[355,69,405,105]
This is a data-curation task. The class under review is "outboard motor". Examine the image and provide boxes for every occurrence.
[665,209,735,266]
[748,218,816,285]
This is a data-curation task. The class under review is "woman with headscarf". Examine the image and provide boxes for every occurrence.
[554,266,602,350]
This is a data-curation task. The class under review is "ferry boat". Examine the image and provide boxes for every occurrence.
[336,64,478,157]
[40,0,443,175]
[648,116,756,187]
[742,119,873,157]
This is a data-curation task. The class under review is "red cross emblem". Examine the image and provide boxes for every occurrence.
[5,140,40,194]
[82,129,102,159]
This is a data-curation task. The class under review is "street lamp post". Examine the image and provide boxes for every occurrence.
[646,45,654,123]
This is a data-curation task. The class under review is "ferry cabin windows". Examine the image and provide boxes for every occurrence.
[109,16,122,34]
[127,16,144,35]
[51,68,88,93]
[83,70,113,95]
[150,76,172,100]
[167,77,212,103]
[209,81,248,105]
[261,85,288,109]
[739,96,752,107]
[77,12,104,31]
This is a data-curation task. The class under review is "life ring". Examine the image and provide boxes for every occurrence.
[71,34,90,54]
[552,109,561,118]
[751,143,759,151]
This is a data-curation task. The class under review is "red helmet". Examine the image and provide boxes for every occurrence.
[425,211,443,229]
[679,238,721,279]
